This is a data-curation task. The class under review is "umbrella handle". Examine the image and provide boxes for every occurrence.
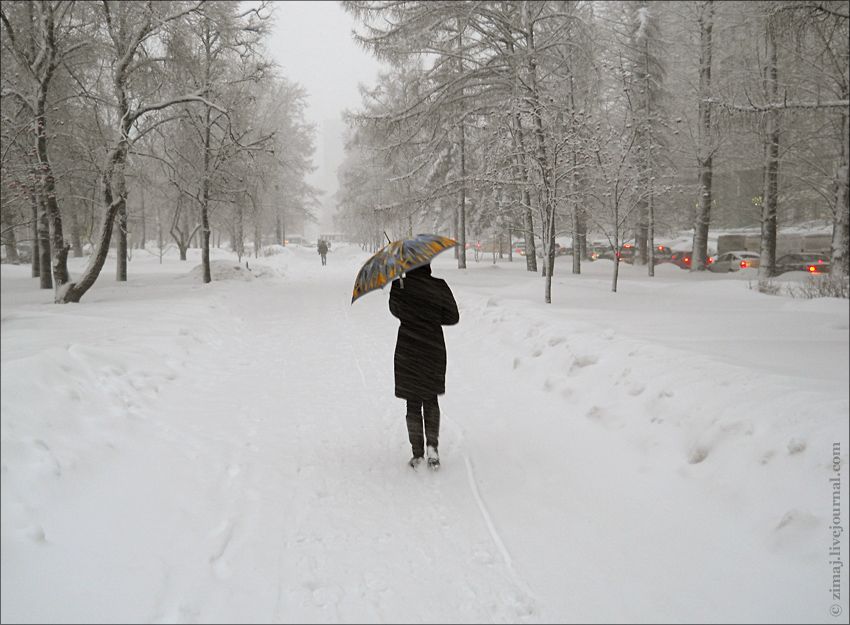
[384,231,403,288]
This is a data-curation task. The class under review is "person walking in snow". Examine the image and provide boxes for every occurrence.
[317,239,328,266]
[388,263,459,469]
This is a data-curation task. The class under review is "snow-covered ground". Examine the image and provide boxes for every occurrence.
[1,244,848,624]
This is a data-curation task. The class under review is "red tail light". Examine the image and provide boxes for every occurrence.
[808,265,817,272]
[740,260,749,268]
[818,259,824,264]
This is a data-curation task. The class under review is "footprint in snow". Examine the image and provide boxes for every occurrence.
[787,438,806,454]
[569,354,598,375]
[775,508,818,532]
[687,445,710,464]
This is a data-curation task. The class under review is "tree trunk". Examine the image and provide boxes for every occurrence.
[3,219,20,263]
[635,198,649,266]
[507,34,537,273]
[571,152,583,275]
[454,18,467,269]
[611,218,620,293]
[648,189,656,277]
[644,36,656,278]
[200,29,213,283]
[182,207,191,252]
[234,200,244,263]
[36,106,69,287]
[37,194,53,289]
[830,110,849,280]
[524,6,555,299]
[156,202,164,264]
[692,0,714,272]
[58,137,130,303]
[457,121,467,269]
[30,190,40,278]
[138,189,146,249]
[69,209,83,257]
[758,15,779,282]
[116,196,127,281]
[251,192,261,258]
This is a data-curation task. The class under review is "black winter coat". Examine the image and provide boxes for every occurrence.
[389,265,459,400]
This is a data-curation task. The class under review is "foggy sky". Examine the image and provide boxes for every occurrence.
[263,1,385,234]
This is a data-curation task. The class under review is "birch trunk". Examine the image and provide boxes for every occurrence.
[116,195,127,281]
[507,34,537,273]
[457,121,467,269]
[758,16,780,282]
[30,190,40,278]
[830,110,849,280]
[692,0,714,272]
[524,2,555,300]
[69,209,83,257]
[37,193,52,289]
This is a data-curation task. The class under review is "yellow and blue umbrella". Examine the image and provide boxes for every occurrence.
[351,233,457,304]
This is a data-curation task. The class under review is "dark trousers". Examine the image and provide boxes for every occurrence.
[406,397,440,458]
[320,253,327,265]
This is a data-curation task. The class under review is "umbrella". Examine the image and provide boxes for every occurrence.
[351,233,457,303]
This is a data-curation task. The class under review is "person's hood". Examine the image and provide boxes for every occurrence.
[406,264,431,277]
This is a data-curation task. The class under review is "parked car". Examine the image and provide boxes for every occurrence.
[598,242,635,262]
[513,240,545,257]
[586,243,608,261]
[652,245,673,263]
[670,250,715,270]
[775,252,830,275]
[708,250,760,272]
[599,242,670,265]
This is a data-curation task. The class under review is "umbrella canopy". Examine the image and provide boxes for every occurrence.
[351,233,457,303]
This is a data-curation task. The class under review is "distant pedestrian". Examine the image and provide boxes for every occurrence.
[388,263,459,469]
[318,239,328,265]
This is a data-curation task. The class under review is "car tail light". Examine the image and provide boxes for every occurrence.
[818,259,824,264]
[808,265,817,272]
[740,260,749,268]
[707,257,714,264]
[684,256,690,264]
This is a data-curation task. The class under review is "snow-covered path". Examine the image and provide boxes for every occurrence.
[130,266,536,624]
[2,245,848,623]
